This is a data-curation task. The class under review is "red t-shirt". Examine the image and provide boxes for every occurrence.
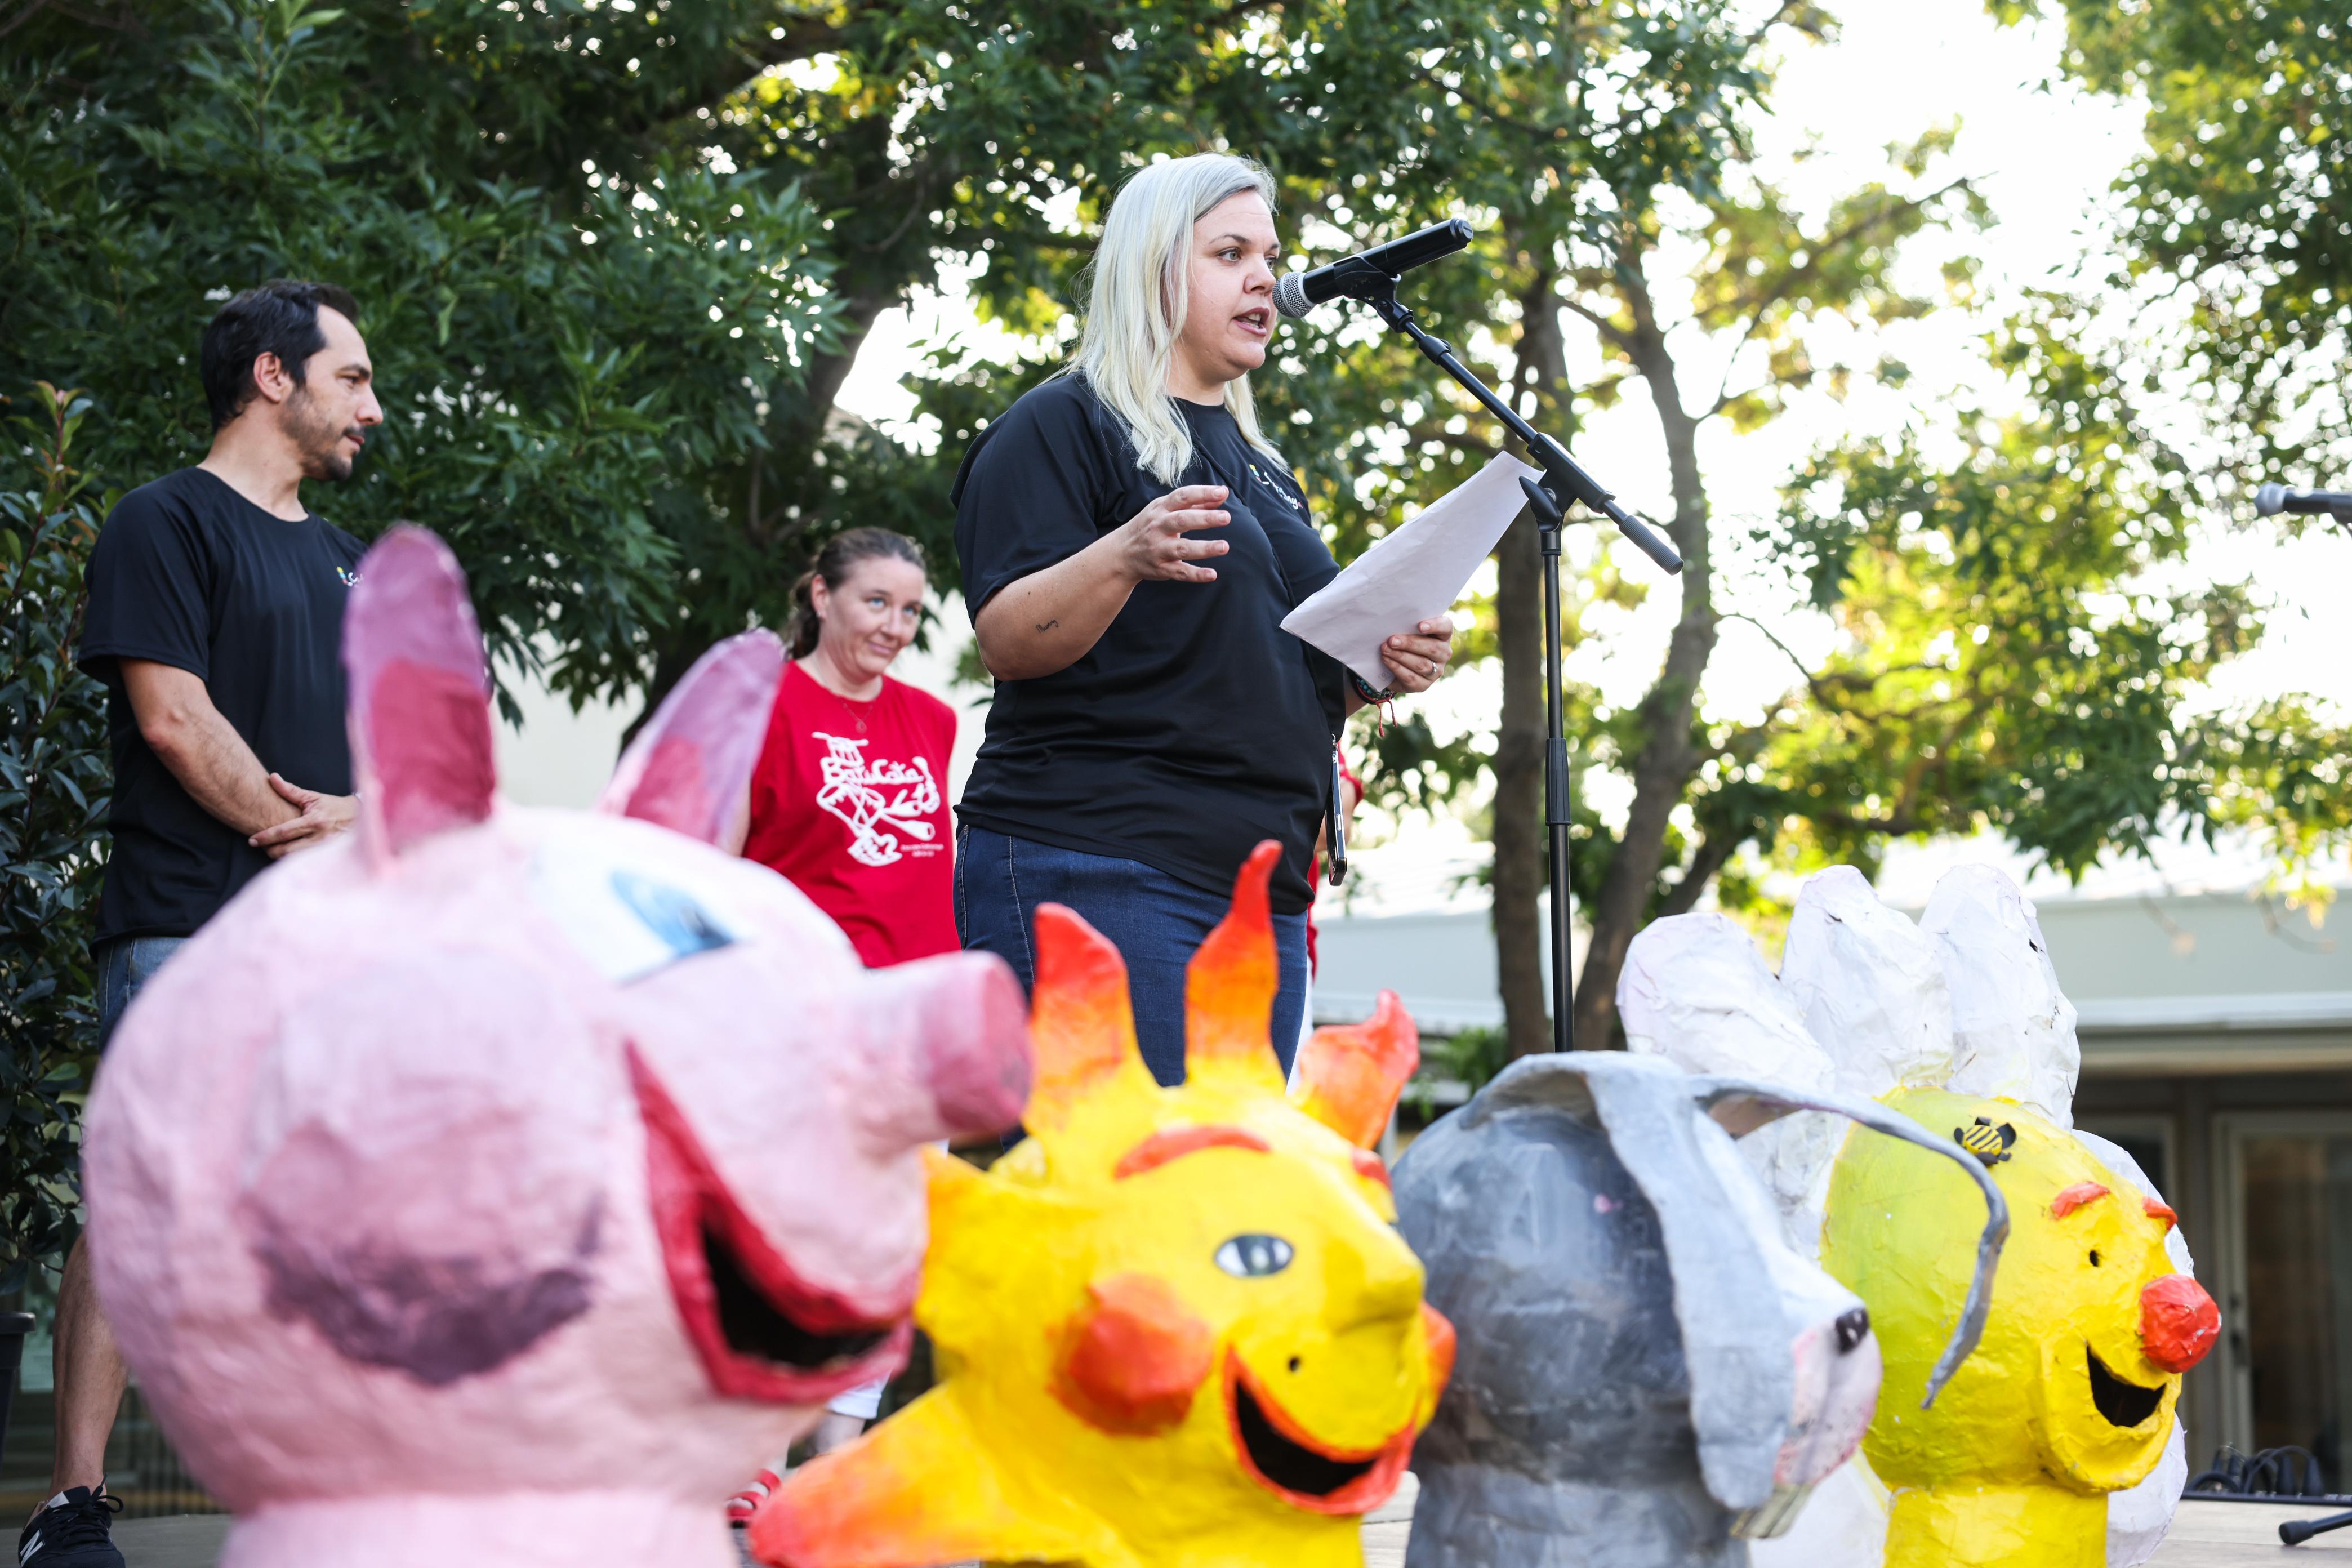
[742,662,959,968]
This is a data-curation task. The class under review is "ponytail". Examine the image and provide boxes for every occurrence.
[786,527,928,659]
[786,569,824,659]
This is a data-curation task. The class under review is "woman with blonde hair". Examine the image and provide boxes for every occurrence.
[950,152,1454,1086]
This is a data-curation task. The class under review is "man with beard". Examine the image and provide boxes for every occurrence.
[21,280,381,1567]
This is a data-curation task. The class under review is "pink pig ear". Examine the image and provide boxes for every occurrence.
[597,631,786,845]
[343,527,496,867]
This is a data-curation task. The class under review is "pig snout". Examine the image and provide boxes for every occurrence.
[858,952,1034,1147]
[2141,1273,2219,1373]
[1778,1304,1882,1486]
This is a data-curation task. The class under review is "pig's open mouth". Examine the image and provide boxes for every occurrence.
[2087,1345,2164,1429]
[631,1046,911,1402]
[703,1223,894,1370]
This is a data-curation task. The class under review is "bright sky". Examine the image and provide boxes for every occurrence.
[515,0,2352,919]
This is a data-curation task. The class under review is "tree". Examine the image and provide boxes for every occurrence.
[2002,0,2350,491]
[1290,0,2352,1053]
[1754,300,2352,896]
[1677,0,2352,949]
[1254,0,2350,1052]
[1211,0,1986,1054]
[647,0,1560,700]
[0,384,112,1297]
[2,0,839,710]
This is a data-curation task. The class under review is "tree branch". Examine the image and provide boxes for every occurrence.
[1557,292,1636,356]
[746,10,856,67]
[1703,175,1974,417]
[1657,829,1739,918]
[1,0,142,40]
[1721,608,1839,688]
[1743,0,1824,51]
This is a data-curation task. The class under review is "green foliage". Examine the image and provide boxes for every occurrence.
[2013,0,2350,486]
[1750,299,2352,891]
[1411,1024,1513,1115]
[0,384,113,1297]
[2,0,838,710]
[1286,12,1994,1045]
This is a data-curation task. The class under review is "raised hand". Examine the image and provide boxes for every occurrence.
[1118,485,1231,583]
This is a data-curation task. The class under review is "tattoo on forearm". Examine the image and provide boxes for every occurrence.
[1035,618,1059,632]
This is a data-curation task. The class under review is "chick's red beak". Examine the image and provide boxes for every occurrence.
[2141,1273,2219,1373]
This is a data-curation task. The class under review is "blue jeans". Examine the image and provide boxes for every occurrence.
[95,935,186,1050]
[956,826,1308,1088]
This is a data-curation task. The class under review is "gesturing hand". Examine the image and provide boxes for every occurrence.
[1380,616,1456,695]
[248,773,359,859]
[1119,485,1232,583]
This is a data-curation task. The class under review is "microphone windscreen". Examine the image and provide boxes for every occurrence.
[2256,483,2287,516]
[1273,272,1315,320]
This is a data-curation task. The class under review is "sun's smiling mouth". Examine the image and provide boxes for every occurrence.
[2086,1345,2164,1429]
[1225,1351,1414,1514]
[631,1046,910,1402]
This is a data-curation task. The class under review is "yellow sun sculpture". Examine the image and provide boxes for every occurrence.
[1821,1089,2219,1568]
[750,842,1453,1568]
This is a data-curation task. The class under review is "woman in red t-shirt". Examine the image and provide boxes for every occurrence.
[741,527,959,968]
[727,528,957,1514]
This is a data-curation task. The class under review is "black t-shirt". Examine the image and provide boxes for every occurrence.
[951,375,1347,916]
[79,468,367,942]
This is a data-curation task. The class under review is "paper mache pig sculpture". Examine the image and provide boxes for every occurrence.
[752,843,1454,1568]
[81,527,1034,1568]
[1392,1050,2009,1568]
[1619,866,2220,1568]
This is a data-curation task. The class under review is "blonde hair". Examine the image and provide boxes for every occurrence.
[1070,153,1288,485]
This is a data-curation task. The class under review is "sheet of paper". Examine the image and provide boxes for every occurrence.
[1281,451,1541,689]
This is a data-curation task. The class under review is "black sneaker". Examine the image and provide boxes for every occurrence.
[16,1486,124,1568]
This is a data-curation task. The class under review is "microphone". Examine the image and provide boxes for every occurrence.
[2256,483,2352,521]
[1273,219,1475,319]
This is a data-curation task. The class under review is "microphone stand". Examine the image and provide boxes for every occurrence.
[1353,274,1683,1053]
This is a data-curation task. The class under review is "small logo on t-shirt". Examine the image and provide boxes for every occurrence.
[812,732,942,867]
[1246,460,1304,514]
[336,567,361,587]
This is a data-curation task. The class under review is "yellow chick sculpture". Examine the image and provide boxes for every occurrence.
[1820,1088,2219,1568]
[751,842,1453,1568]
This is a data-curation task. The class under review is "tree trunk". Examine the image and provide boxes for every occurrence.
[1567,272,1718,1049]
[1495,270,1571,1062]
[786,286,897,455]
[1490,499,1548,1058]
[1492,269,1567,1057]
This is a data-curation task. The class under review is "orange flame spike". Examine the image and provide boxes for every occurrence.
[1027,903,1154,1130]
[1289,991,1420,1148]
[1183,842,1286,1089]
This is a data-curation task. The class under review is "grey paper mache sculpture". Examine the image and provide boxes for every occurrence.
[1393,1052,2009,1568]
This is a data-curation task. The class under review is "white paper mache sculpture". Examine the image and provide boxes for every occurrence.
[1623,864,2189,1568]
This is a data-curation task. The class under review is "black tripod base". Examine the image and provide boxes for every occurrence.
[2283,1509,2352,1545]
